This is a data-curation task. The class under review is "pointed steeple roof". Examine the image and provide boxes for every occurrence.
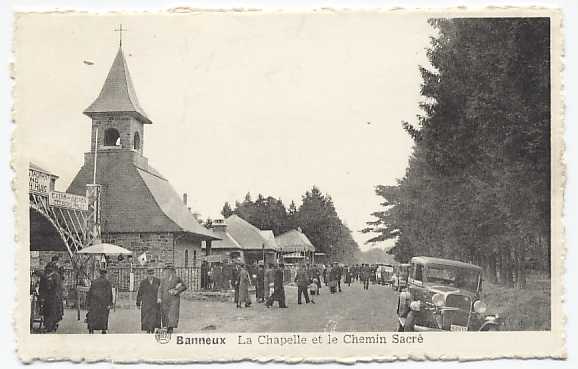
[84,47,152,124]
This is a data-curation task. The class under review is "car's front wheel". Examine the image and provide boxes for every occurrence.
[483,325,500,332]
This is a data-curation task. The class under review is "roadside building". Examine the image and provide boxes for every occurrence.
[203,215,278,265]
[67,45,219,270]
[275,228,316,264]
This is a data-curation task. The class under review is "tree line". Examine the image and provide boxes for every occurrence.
[219,186,361,264]
[363,18,551,289]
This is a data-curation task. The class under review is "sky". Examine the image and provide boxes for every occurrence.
[15,12,433,250]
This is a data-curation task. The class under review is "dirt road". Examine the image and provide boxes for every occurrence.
[56,281,398,333]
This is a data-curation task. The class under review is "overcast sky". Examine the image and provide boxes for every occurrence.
[16,12,433,250]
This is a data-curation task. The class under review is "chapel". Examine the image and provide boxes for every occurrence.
[67,44,219,268]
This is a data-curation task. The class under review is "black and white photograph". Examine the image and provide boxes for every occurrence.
[11,8,565,362]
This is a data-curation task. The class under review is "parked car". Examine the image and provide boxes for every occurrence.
[377,264,394,285]
[397,256,503,332]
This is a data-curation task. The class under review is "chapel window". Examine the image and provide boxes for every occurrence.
[104,128,121,146]
[133,132,141,150]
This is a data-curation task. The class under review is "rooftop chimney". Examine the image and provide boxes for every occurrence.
[211,218,227,233]
[183,192,188,205]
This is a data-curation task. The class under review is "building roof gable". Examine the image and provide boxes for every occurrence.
[275,229,316,252]
[224,215,273,250]
[136,168,219,239]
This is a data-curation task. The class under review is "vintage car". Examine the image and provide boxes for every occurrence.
[396,256,503,332]
[393,263,410,291]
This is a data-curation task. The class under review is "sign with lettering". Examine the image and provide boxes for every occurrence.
[49,191,89,211]
[29,169,50,195]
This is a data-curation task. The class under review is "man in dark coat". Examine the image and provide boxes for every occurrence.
[87,268,113,334]
[344,265,352,287]
[265,264,287,308]
[294,264,311,304]
[158,264,187,333]
[39,263,63,332]
[255,263,265,303]
[362,264,370,290]
[334,262,343,292]
[136,268,161,333]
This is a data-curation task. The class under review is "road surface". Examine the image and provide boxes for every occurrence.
[55,280,398,333]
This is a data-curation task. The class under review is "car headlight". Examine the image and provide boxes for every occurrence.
[409,300,421,311]
[432,293,445,307]
[473,300,487,314]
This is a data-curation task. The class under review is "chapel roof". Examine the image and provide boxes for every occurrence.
[83,47,152,124]
[66,155,219,240]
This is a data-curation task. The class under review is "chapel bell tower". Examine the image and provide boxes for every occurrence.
[83,45,152,156]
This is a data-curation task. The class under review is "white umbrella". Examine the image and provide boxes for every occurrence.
[78,242,132,255]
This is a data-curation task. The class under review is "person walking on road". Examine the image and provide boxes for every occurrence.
[295,264,311,304]
[237,264,252,308]
[86,268,113,334]
[362,264,370,290]
[312,264,322,295]
[334,262,343,292]
[266,264,287,308]
[328,265,338,294]
[158,264,187,333]
[264,263,274,301]
[231,261,241,305]
[136,268,161,333]
[256,263,265,303]
[39,262,63,332]
[344,265,352,287]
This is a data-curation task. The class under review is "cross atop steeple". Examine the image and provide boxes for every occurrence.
[114,24,127,48]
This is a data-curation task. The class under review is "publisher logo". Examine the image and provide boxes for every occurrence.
[155,328,171,344]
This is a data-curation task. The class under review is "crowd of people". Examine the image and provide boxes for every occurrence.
[225,261,386,311]
[31,256,393,334]
[31,260,189,335]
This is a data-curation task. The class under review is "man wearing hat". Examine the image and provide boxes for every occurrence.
[157,264,187,333]
[136,268,161,333]
[39,262,63,332]
[86,268,113,334]
[265,264,287,308]
[332,262,343,293]
[231,259,241,305]
[255,262,265,303]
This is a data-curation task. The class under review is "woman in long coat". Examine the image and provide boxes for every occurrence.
[328,266,338,294]
[86,269,113,333]
[136,269,161,333]
[237,264,252,308]
[158,265,187,333]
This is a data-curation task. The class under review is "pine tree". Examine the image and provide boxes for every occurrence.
[221,202,234,218]
[365,18,550,287]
